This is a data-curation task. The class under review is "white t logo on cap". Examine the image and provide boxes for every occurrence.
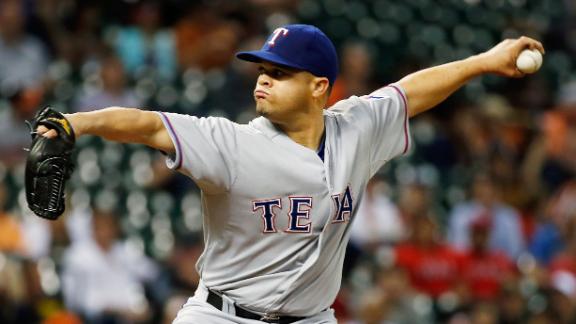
[268,27,289,46]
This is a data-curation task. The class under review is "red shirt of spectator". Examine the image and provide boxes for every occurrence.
[394,215,463,298]
[461,251,514,300]
[550,254,576,275]
[460,215,515,300]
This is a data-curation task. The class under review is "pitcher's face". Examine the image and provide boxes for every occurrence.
[253,62,317,124]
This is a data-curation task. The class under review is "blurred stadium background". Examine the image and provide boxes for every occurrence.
[1,0,576,323]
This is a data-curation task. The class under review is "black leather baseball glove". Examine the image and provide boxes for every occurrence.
[25,107,75,220]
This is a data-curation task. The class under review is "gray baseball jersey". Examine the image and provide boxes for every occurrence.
[158,84,410,316]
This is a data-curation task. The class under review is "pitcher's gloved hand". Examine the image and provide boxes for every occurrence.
[25,107,75,220]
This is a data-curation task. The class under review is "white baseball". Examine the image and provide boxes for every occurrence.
[516,49,543,74]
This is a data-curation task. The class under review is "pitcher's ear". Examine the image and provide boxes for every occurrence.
[311,77,330,99]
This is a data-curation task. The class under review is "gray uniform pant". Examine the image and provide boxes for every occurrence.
[172,282,337,324]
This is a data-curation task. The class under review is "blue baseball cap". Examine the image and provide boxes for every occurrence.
[236,24,339,85]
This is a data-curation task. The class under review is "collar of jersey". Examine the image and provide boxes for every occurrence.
[250,117,282,139]
[251,112,331,139]
[250,115,330,161]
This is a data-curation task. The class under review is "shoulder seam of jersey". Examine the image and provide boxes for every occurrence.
[158,112,183,169]
[387,84,410,155]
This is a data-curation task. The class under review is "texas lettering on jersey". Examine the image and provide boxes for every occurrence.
[252,186,354,233]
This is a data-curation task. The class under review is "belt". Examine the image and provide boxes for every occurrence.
[206,288,305,323]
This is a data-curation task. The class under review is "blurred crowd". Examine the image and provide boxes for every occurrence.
[1,0,576,323]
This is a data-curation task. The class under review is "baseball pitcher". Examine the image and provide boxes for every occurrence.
[30,24,544,323]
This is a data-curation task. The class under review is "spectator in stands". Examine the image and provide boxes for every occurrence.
[547,270,576,323]
[397,182,437,231]
[67,3,106,64]
[530,180,576,265]
[394,215,463,301]
[0,0,49,91]
[0,181,26,255]
[107,1,176,81]
[460,215,516,301]
[451,105,492,166]
[327,41,376,107]
[353,288,389,324]
[350,177,405,250]
[0,179,52,323]
[497,283,528,324]
[48,3,106,77]
[548,213,576,285]
[154,234,203,324]
[0,85,45,166]
[74,53,141,112]
[467,302,500,324]
[375,266,433,324]
[346,177,404,283]
[61,208,158,324]
[447,173,525,259]
[175,4,242,72]
[478,95,533,210]
[0,258,44,323]
[0,180,41,322]
[523,80,576,196]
